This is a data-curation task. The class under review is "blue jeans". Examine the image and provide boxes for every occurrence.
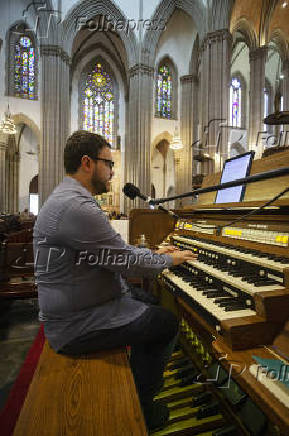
[59,304,179,405]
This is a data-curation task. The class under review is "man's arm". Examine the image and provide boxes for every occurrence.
[57,200,196,277]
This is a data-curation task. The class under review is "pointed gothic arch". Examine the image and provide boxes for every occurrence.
[62,0,138,67]
[142,0,206,67]
[12,113,40,143]
[269,29,288,63]
[231,18,258,50]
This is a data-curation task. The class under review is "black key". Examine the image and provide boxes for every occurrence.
[225,305,247,311]
[170,357,191,369]
[214,297,236,304]
[179,372,199,387]
[274,257,289,264]
[246,277,259,283]
[230,272,244,277]
[197,401,220,419]
[253,280,276,287]
[174,363,196,379]
[206,292,228,299]
[192,391,212,407]
[218,299,240,307]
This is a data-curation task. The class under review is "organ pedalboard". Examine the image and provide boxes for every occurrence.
[150,320,275,436]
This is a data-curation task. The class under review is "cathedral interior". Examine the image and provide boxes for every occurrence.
[1,1,289,436]
[0,0,288,215]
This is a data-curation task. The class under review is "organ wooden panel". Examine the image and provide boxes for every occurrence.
[198,149,289,205]
[129,208,175,248]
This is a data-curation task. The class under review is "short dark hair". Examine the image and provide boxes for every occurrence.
[64,130,111,174]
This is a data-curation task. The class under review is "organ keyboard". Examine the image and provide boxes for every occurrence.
[154,203,289,352]
[160,229,289,336]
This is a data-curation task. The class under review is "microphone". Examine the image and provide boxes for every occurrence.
[123,183,148,201]
[123,183,180,219]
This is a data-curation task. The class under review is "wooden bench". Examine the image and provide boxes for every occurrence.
[13,341,148,436]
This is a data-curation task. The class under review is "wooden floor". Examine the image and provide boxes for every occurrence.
[13,341,148,436]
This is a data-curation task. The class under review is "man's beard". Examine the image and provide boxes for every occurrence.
[91,170,109,195]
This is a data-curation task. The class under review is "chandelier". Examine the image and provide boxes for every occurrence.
[0,105,16,135]
[169,125,183,150]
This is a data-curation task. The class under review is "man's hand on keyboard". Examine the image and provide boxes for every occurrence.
[169,250,198,265]
[155,245,178,254]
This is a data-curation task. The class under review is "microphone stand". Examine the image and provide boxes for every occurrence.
[148,166,289,206]
[123,185,180,219]
[157,205,179,219]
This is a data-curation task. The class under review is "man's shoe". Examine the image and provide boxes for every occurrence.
[142,400,169,432]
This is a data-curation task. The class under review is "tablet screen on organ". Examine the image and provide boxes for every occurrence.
[215,151,255,203]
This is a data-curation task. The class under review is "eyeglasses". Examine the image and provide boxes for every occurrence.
[90,157,115,169]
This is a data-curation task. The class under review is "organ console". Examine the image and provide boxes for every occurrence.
[129,149,289,435]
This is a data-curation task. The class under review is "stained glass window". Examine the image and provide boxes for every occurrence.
[15,36,35,99]
[156,65,172,118]
[230,78,241,127]
[82,62,115,145]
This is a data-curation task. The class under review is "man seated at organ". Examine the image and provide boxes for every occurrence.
[33,130,197,431]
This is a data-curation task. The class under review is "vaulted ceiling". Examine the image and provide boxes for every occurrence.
[230,0,289,45]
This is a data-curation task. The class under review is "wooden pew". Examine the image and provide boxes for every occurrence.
[0,242,37,299]
[4,228,33,243]
[3,242,34,276]
[13,341,148,436]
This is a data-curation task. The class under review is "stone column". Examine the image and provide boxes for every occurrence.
[283,60,289,146]
[249,47,267,157]
[199,30,232,172]
[283,59,289,112]
[6,135,18,213]
[191,75,199,178]
[126,63,154,211]
[0,133,7,213]
[39,45,70,206]
[3,135,18,214]
[174,75,193,207]
[13,151,20,213]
